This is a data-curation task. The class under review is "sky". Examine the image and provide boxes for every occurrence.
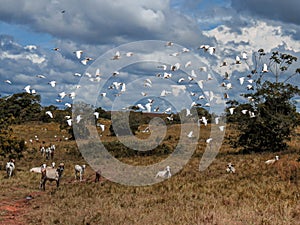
[0,0,300,114]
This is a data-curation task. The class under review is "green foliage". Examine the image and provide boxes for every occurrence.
[110,111,151,136]
[229,50,300,153]
[95,107,111,120]
[0,93,42,123]
[103,141,172,158]
[0,93,40,158]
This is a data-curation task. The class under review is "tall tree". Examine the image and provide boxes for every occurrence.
[228,49,300,152]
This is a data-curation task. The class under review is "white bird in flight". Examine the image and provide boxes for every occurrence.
[48,81,56,87]
[262,63,268,73]
[45,111,53,118]
[229,107,235,115]
[74,50,83,59]
[81,57,93,65]
[112,51,121,60]
[24,85,31,93]
[36,74,46,79]
[242,52,248,60]
[236,56,241,64]
[171,63,180,71]
[65,103,72,108]
[239,77,245,85]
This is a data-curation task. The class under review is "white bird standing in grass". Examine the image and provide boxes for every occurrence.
[265,156,279,165]
[219,126,225,131]
[97,123,105,132]
[206,138,213,144]
[187,131,193,138]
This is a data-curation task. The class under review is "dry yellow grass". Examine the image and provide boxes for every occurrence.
[0,122,300,225]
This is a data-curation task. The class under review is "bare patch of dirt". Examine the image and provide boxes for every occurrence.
[0,192,43,225]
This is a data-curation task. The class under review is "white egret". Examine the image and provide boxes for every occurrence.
[74,50,83,59]
[46,111,53,118]
[236,56,241,64]
[112,51,121,60]
[229,107,235,115]
[4,80,12,84]
[24,85,31,93]
[265,156,279,165]
[262,63,268,73]
[48,81,56,87]
[187,131,194,138]
[36,74,46,79]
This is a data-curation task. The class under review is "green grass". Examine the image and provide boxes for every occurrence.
[0,122,300,225]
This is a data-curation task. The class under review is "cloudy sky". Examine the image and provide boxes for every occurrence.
[0,0,300,113]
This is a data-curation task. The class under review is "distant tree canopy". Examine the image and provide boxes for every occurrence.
[228,49,300,153]
[0,93,39,158]
[0,92,71,158]
[0,93,42,123]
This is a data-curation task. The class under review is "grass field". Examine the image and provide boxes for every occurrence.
[1,122,300,225]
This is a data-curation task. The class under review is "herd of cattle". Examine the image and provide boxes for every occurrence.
[4,142,282,190]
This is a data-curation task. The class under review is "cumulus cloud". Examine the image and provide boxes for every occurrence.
[0,0,210,46]
[0,0,300,112]
[231,0,300,26]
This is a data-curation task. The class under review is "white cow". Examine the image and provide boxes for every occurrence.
[226,163,236,173]
[40,167,63,191]
[6,160,15,178]
[155,166,171,179]
[75,165,86,181]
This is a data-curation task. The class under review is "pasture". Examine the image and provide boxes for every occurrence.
[1,122,300,225]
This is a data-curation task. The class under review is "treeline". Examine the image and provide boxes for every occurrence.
[0,92,213,158]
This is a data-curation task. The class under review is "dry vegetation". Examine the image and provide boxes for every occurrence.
[1,122,300,225]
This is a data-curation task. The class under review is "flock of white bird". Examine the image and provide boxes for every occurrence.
[3,40,267,144]
[3,41,276,185]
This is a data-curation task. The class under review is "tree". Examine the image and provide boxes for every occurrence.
[0,93,41,159]
[229,49,300,153]
[0,92,42,123]
[109,111,150,136]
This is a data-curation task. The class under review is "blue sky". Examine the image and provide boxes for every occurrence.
[0,0,300,113]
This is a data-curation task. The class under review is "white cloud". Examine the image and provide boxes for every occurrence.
[0,50,46,64]
[204,21,300,54]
